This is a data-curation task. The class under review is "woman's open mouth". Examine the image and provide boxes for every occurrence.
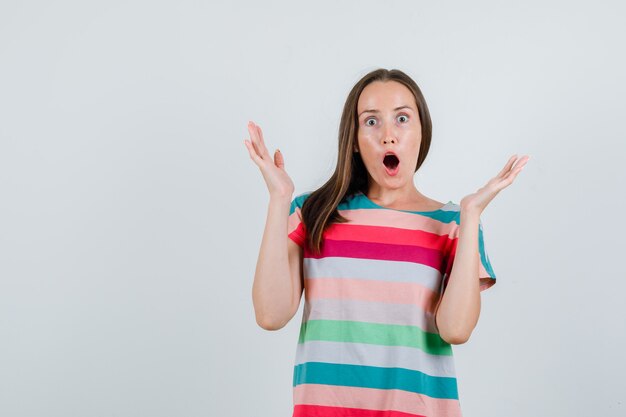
[383,152,400,176]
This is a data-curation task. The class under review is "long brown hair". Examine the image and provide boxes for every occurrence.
[301,68,433,254]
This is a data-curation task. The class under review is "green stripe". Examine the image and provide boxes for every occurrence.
[293,361,459,399]
[298,319,452,356]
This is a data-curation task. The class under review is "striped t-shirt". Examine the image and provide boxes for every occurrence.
[287,190,496,417]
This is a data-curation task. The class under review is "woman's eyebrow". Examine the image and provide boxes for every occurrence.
[358,105,414,117]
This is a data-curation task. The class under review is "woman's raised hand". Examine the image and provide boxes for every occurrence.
[459,154,530,215]
[244,120,295,199]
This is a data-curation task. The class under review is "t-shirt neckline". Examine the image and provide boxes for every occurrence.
[357,190,453,214]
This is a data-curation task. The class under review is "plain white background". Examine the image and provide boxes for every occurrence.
[1,1,624,416]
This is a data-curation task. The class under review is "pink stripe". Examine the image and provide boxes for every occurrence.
[340,208,457,235]
[306,277,439,314]
[293,384,462,417]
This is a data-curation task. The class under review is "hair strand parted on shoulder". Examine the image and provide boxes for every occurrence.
[300,68,433,255]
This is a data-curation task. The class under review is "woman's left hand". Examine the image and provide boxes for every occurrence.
[459,154,530,215]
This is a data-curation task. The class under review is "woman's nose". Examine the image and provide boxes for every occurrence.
[381,131,396,144]
[381,124,397,144]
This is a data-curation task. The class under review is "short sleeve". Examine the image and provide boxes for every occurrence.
[288,192,310,248]
[442,214,497,293]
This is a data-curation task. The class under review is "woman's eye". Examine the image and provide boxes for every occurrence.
[364,115,407,126]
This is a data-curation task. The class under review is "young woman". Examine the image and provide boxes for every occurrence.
[244,68,529,417]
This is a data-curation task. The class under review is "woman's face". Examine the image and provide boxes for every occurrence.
[356,80,422,192]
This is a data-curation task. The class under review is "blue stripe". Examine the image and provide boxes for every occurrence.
[293,361,459,399]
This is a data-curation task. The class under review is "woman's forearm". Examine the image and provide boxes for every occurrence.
[435,209,482,344]
[251,195,295,330]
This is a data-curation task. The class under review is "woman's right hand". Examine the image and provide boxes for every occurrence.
[244,120,295,199]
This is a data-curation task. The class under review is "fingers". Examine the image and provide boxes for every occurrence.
[247,121,269,160]
[515,156,528,169]
[509,155,529,174]
[501,155,530,183]
[274,148,284,169]
[496,154,518,178]
[256,124,269,155]
[244,139,264,167]
[251,121,272,160]
[498,154,531,179]
[244,121,285,171]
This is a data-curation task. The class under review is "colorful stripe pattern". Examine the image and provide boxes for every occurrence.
[287,190,496,417]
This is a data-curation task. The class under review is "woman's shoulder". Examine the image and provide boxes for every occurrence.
[423,197,449,211]
[417,192,460,212]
